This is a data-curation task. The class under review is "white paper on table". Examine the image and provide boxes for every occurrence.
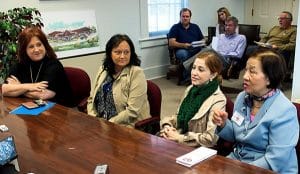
[176,146,217,167]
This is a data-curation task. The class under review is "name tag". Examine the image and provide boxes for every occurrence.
[231,111,244,126]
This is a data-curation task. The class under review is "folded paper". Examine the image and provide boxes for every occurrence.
[176,146,217,167]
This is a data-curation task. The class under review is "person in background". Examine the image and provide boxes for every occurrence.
[87,34,150,128]
[160,50,226,147]
[168,8,204,83]
[259,11,296,52]
[216,7,232,36]
[212,48,299,173]
[184,16,246,79]
[2,26,72,106]
[245,11,296,81]
[215,16,246,78]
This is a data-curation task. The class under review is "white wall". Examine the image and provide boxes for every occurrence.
[0,0,244,85]
[3,0,299,100]
[190,0,245,36]
[0,0,38,9]
[291,1,300,103]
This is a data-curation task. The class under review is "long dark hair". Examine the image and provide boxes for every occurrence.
[103,34,141,76]
[17,26,57,64]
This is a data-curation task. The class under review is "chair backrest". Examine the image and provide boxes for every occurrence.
[147,80,162,118]
[64,67,91,107]
[230,24,260,74]
[293,102,300,173]
[135,80,162,134]
[216,95,235,156]
[207,26,216,45]
[238,24,260,45]
[225,95,234,119]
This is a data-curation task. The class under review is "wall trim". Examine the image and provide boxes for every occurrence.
[143,64,169,79]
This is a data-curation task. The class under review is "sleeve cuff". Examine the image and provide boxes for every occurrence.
[178,134,189,143]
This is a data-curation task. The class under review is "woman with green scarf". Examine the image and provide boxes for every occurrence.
[160,50,226,147]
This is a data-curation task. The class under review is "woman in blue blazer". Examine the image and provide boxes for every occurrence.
[213,48,299,173]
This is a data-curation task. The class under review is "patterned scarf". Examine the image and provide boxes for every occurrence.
[177,79,219,133]
[245,89,277,108]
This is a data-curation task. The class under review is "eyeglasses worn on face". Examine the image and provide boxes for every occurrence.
[113,50,130,56]
[277,17,291,20]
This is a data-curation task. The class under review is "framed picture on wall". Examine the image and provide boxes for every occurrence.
[42,10,100,59]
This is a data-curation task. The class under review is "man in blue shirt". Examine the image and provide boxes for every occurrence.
[168,8,204,83]
[168,8,204,62]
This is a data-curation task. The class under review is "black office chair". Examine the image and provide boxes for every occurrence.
[284,25,297,81]
[207,26,216,45]
[238,24,260,63]
[224,24,260,79]
[238,24,260,45]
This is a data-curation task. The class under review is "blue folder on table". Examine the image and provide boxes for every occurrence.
[9,102,55,116]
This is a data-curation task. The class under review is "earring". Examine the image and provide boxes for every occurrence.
[209,78,212,82]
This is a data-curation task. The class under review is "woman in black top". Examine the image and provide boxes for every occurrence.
[2,26,72,106]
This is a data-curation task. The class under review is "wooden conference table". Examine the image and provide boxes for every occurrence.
[0,97,274,174]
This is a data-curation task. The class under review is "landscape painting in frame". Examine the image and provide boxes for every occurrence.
[42,10,100,58]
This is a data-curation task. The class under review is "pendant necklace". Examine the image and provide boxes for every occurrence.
[30,62,44,83]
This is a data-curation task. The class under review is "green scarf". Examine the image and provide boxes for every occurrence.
[177,79,219,134]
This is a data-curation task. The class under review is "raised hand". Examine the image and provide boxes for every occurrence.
[212,110,228,128]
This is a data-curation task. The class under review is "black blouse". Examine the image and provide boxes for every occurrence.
[8,57,72,107]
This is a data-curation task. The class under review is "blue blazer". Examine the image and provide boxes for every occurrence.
[217,90,299,173]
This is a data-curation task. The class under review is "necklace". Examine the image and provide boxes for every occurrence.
[252,100,263,108]
[30,62,43,83]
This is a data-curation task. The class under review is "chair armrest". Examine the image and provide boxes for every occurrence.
[214,138,235,156]
[135,116,160,135]
[77,97,88,113]
[134,116,160,129]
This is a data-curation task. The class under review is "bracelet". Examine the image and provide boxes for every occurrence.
[183,135,188,141]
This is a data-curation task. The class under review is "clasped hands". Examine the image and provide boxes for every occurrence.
[160,125,181,141]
